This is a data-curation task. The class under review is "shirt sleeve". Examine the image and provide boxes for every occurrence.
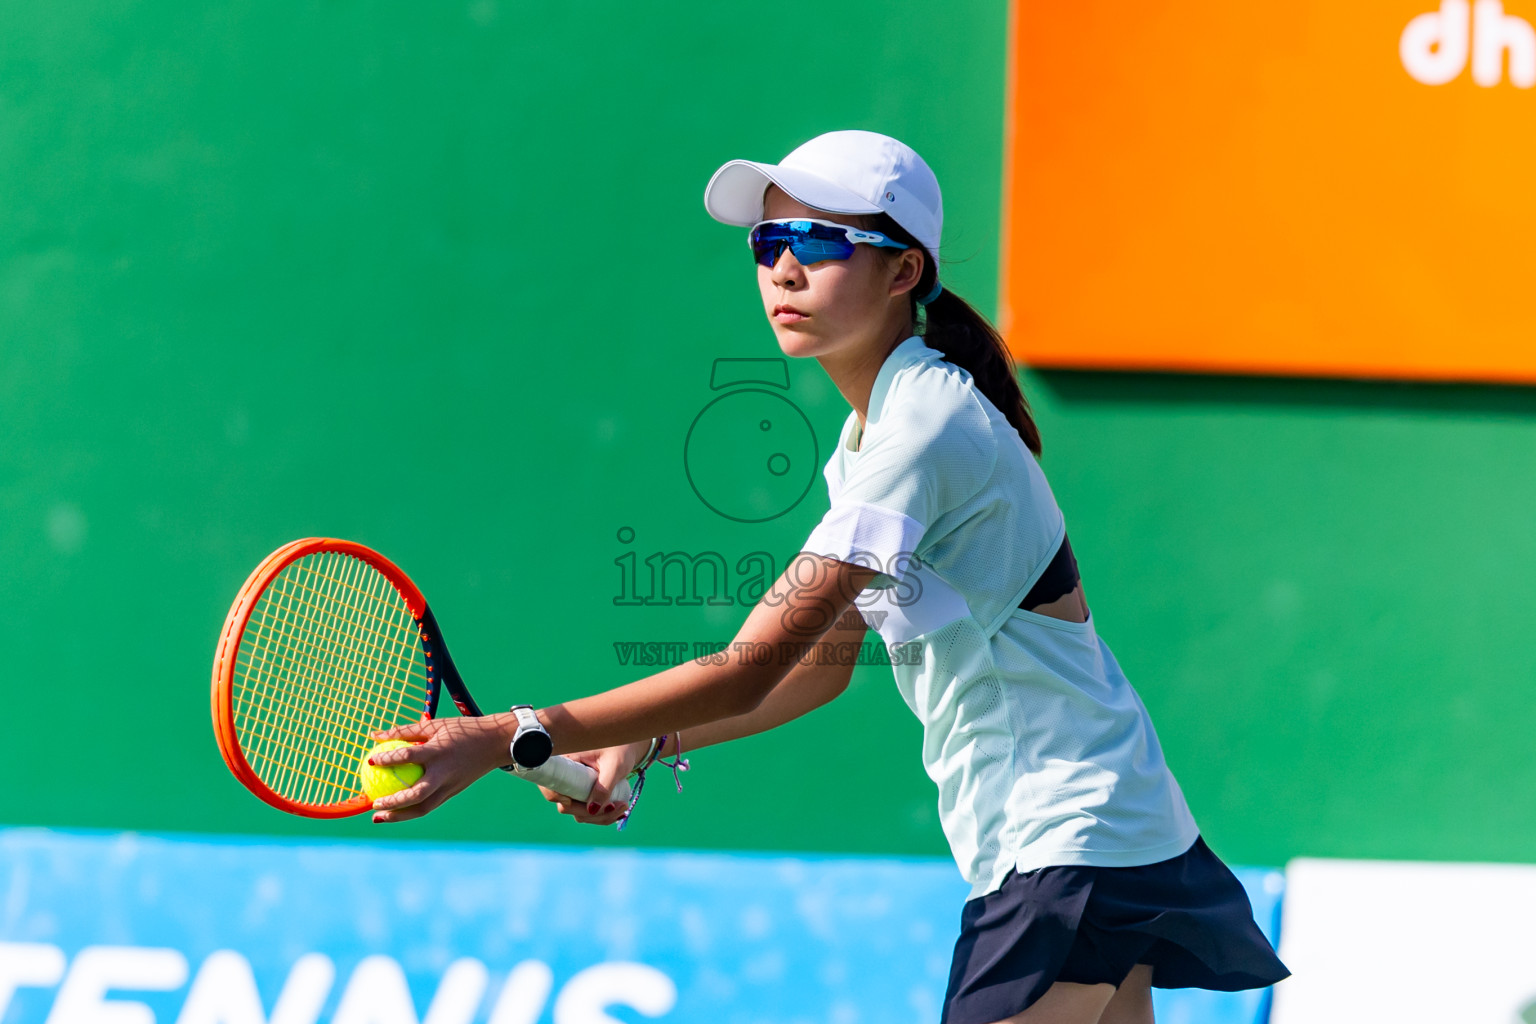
[801,389,996,589]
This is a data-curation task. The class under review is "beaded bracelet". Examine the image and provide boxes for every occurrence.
[615,732,689,832]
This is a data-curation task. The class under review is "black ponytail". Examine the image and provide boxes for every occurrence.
[862,212,1043,456]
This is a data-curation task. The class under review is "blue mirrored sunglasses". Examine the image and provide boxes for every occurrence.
[748,218,909,269]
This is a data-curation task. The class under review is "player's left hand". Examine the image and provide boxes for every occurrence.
[366,714,512,823]
[537,742,645,825]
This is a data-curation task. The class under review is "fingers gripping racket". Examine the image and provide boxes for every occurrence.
[211,537,630,818]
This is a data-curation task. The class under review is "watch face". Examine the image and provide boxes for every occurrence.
[512,729,554,768]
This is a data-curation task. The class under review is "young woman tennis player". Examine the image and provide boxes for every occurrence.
[368,129,1290,1023]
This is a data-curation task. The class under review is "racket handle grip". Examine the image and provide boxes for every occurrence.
[512,755,634,807]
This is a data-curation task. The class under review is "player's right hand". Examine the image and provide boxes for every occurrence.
[538,740,649,826]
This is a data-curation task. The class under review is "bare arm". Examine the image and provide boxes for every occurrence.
[368,553,879,822]
[534,606,868,824]
[534,554,878,754]
[674,608,867,753]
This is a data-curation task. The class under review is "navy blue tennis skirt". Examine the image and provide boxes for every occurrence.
[941,836,1290,1024]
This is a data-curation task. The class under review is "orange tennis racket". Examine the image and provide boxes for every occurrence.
[211,537,630,818]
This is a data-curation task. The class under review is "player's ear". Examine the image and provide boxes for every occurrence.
[891,247,924,299]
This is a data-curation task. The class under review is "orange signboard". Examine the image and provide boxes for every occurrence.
[1001,0,1536,383]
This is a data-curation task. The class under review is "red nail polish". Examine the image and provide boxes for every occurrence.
[587,802,600,814]
[603,804,615,814]
[367,759,376,766]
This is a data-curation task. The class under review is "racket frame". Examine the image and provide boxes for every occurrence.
[211,537,434,819]
[213,537,629,819]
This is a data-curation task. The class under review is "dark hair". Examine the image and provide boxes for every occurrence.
[857,211,1043,457]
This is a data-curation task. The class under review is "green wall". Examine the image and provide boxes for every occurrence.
[5,0,1534,871]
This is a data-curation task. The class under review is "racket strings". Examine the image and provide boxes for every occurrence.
[238,554,418,804]
[238,581,427,727]
[236,556,392,800]
[255,567,432,676]
[268,553,422,803]
[232,550,428,806]
[239,558,394,762]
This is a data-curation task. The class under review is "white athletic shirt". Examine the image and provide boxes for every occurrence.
[800,334,1200,899]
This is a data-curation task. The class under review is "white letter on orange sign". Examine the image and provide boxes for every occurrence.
[1473,0,1536,85]
[1402,0,1472,84]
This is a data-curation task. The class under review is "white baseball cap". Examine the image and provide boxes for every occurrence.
[703,129,944,260]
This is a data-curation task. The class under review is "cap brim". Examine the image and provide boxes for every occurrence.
[703,159,883,226]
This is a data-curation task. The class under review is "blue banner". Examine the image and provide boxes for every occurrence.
[0,828,1281,1023]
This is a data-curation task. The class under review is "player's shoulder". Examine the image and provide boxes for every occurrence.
[884,349,997,454]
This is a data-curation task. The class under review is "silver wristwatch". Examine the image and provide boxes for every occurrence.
[507,704,554,769]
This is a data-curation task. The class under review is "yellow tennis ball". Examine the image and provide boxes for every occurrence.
[358,740,424,801]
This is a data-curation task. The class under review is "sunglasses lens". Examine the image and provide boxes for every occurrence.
[790,236,855,264]
[750,221,856,267]
[750,223,784,267]
[752,239,787,268]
